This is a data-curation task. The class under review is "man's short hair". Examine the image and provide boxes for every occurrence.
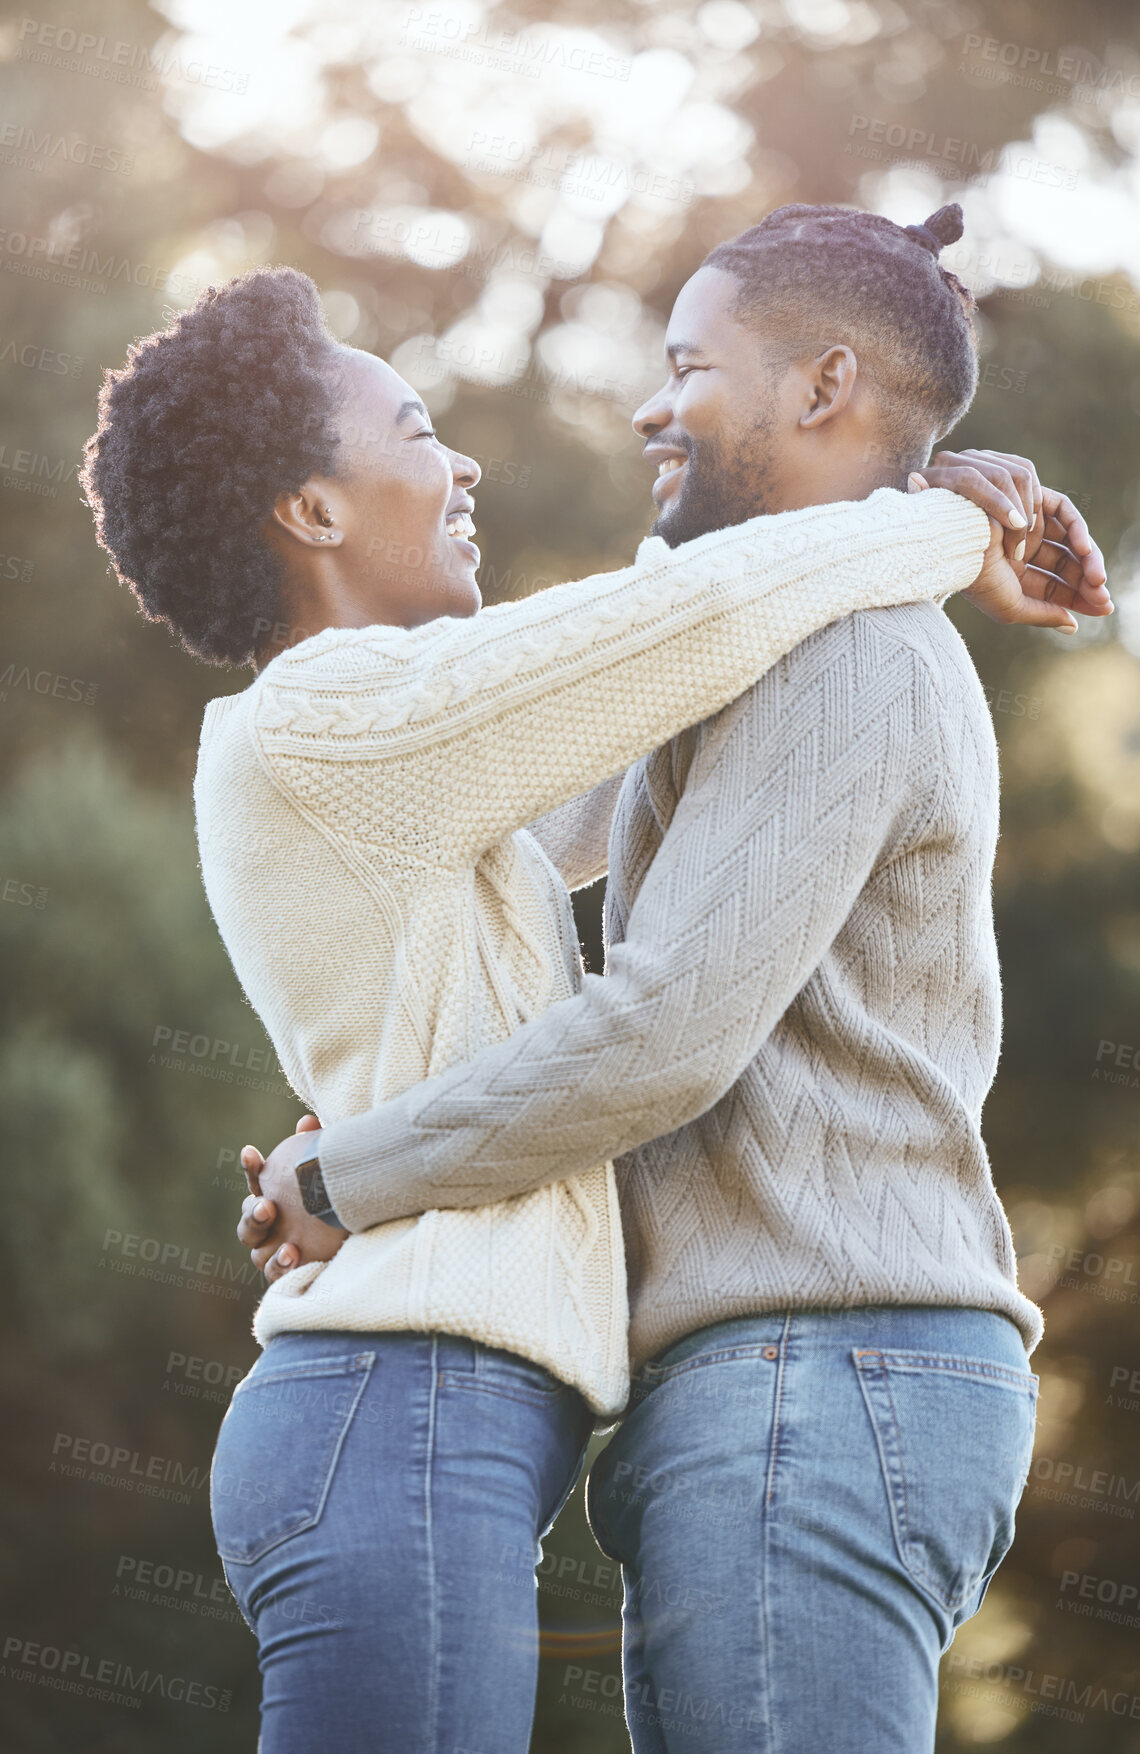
[703,203,978,472]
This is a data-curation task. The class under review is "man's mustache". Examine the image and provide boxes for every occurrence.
[643,432,694,465]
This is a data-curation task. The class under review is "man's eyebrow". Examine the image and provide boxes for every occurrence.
[395,397,431,423]
[665,340,705,364]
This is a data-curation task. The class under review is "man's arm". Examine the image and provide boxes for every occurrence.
[313,613,944,1231]
[525,775,625,890]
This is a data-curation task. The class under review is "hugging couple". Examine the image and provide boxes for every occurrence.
[83,200,1110,1753]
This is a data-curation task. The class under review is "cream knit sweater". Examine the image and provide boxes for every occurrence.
[194,487,989,1415]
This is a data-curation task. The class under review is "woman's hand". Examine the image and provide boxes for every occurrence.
[237,1114,348,1283]
[909,448,1111,629]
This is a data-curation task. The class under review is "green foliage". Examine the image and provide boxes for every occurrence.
[0,738,302,1751]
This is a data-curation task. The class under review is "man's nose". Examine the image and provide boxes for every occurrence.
[633,386,672,439]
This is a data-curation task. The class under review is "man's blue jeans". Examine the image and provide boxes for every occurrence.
[586,1306,1038,1754]
[209,1328,593,1753]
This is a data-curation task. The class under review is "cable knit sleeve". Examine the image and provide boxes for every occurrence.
[252,488,987,869]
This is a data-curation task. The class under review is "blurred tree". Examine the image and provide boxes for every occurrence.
[0,737,301,1751]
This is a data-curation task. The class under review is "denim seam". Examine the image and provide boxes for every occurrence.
[231,1353,377,1396]
[214,1355,374,1565]
[854,1355,935,1599]
[759,1495,774,1754]
[759,1311,791,1752]
[854,1352,981,1612]
[864,1351,1039,1391]
[440,1372,565,1408]
[425,1334,440,1751]
[880,1363,928,1590]
[866,1357,953,1604]
[763,1316,792,1508]
[307,1356,373,1527]
[638,1343,789,1384]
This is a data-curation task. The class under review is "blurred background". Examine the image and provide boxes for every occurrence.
[1,0,1139,1746]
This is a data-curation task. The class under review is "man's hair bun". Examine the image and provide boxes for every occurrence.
[903,203,964,257]
[704,199,979,472]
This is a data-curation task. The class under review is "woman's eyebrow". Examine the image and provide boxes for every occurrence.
[395,397,431,424]
[665,341,705,365]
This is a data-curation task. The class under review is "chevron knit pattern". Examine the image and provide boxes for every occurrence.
[317,598,1045,1375]
[194,486,993,1416]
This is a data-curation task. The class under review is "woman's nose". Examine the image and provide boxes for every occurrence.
[452,450,481,488]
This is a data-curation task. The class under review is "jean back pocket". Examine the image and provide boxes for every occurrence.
[211,1351,374,1565]
[854,1347,1038,1613]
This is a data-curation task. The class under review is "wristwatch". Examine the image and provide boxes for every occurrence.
[294,1138,345,1229]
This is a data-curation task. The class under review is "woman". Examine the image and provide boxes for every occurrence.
[81,265,1085,1753]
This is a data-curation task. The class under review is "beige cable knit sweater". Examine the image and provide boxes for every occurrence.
[194,487,989,1414]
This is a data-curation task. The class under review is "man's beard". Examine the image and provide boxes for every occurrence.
[651,411,781,549]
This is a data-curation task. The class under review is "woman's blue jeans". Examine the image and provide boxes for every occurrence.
[210,1328,593,1753]
[585,1306,1039,1754]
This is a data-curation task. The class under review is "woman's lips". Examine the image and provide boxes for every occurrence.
[443,509,479,563]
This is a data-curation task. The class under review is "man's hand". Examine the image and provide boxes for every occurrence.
[909,448,1111,630]
[237,1114,348,1284]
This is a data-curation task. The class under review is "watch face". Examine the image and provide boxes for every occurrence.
[296,1156,326,1212]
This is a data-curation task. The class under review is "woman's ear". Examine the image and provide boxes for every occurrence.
[800,345,857,429]
[268,480,342,548]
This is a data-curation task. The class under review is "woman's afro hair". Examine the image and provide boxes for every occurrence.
[80,266,343,666]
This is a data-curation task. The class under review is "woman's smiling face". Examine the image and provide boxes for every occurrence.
[323,347,483,626]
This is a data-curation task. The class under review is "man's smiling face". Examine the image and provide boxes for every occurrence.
[634,265,799,548]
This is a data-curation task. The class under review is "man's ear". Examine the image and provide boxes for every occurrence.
[800,345,857,430]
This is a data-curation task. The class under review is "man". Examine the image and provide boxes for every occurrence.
[238,204,1110,1750]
